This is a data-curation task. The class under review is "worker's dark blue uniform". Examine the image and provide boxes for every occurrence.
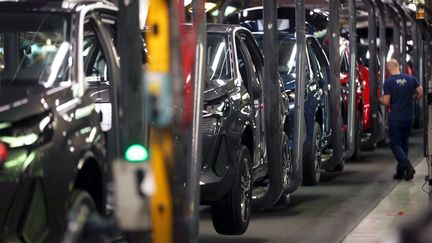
[383,73,419,176]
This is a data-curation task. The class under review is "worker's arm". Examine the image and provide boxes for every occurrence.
[414,85,423,100]
[380,94,390,106]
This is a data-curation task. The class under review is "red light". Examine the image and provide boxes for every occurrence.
[0,142,7,164]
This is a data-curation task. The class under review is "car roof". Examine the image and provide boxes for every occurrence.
[0,0,115,13]
[207,23,244,35]
[253,31,315,40]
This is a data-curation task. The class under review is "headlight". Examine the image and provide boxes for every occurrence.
[288,90,295,100]
[203,99,230,118]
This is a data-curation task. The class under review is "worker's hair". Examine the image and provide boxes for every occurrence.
[387,58,400,69]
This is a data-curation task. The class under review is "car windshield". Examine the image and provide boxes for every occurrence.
[255,36,296,77]
[205,33,232,91]
[0,13,69,93]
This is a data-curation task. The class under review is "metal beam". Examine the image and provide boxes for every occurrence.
[375,0,387,134]
[387,5,401,61]
[361,0,379,149]
[253,0,284,210]
[344,0,357,159]
[292,0,306,191]
[324,0,344,170]
[171,0,205,241]
[393,2,408,72]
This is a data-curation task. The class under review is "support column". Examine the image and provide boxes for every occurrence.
[253,0,284,210]
[393,3,408,72]
[293,0,306,189]
[324,0,344,169]
[344,0,357,159]
[361,0,379,149]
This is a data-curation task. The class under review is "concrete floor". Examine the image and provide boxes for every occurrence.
[199,129,425,243]
[343,158,430,243]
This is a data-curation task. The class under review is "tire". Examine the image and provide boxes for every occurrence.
[273,193,291,209]
[281,131,293,193]
[211,145,252,235]
[377,111,388,146]
[351,112,362,160]
[276,131,293,208]
[64,190,97,242]
[303,122,322,186]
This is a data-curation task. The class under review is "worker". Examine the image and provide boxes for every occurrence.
[380,59,423,180]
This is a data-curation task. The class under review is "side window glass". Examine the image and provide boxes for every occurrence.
[241,35,262,86]
[240,37,259,89]
[82,23,110,103]
[306,47,316,80]
[340,49,349,73]
[308,42,324,86]
[0,34,4,72]
[235,37,248,85]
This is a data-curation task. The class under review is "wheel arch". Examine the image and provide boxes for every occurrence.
[73,154,106,214]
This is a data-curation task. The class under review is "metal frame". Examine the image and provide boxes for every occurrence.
[292,0,306,190]
[253,0,285,210]
[361,0,380,149]
[324,0,344,169]
[393,2,408,72]
[344,0,357,159]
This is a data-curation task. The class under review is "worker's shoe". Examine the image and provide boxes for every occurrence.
[405,167,416,181]
[393,173,405,180]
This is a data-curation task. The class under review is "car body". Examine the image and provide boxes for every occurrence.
[0,1,120,242]
[200,24,291,235]
[339,38,365,158]
[253,32,333,185]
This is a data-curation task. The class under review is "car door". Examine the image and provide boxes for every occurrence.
[81,11,121,159]
[309,38,332,138]
[235,34,264,169]
[238,31,268,167]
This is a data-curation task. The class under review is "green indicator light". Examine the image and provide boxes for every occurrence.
[125,144,149,162]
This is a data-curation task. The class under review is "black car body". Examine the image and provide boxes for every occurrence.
[0,1,120,242]
[200,24,291,235]
[254,32,333,186]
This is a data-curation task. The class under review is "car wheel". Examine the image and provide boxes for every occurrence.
[211,145,252,235]
[274,131,293,208]
[281,131,293,193]
[65,190,97,242]
[303,122,322,186]
[351,112,362,160]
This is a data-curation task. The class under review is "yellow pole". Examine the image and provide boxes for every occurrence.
[146,0,173,242]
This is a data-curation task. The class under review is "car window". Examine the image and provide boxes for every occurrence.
[239,35,261,90]
[83,22,110,104]
[307,44,319,79]
[205,33,232,91]
[235,37,248,86]
[340,48,349,73]
[308,40,325,85]
[0,13,69,90]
